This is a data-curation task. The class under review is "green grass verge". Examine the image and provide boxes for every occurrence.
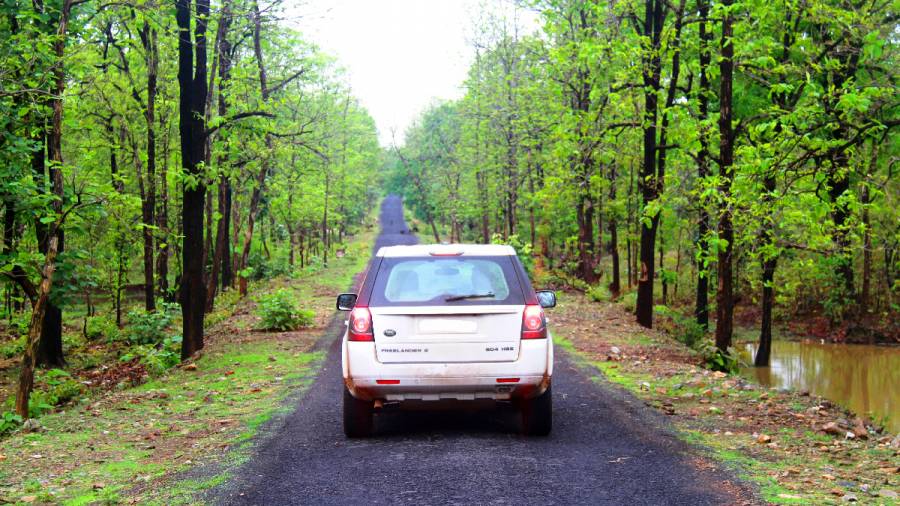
[0,223,377,505]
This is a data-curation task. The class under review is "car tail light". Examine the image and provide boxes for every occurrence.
[521,304,547,339]
[348,307,374,341]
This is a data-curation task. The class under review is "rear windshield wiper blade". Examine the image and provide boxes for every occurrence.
[445,292,495,302]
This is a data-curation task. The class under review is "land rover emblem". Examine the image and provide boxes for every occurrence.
[383,329,397,337]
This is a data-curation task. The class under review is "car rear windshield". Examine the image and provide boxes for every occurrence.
[369,256,525,307]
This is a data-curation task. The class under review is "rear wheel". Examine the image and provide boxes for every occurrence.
[343,387,374,438]
[519,384,552,436]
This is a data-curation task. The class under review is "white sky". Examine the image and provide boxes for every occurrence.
[288,0,538,146]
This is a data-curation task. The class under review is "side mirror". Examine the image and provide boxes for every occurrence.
[536,290,557,309]
[336,293,358,311]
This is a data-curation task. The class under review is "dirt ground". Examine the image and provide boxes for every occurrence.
[551,290,899,505]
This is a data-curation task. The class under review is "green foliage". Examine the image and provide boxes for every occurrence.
[0,335,26,359]
[256,289,315,331]
[85,315,119,341]
[44,370,85,406]
[620,292,637,313]
[696,341,743,374]
[0,411,23,436]
[248,250,292,281]
[124,303,179,345]
[490,234,535,276]
[7,369,90,415]
[24,390,56,418]
[384,0,898,335]
[6,312,30,337]
[655,305,706,348]
[587,284,612,303]
[120,335,182,377]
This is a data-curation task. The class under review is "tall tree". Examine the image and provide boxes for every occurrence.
[176,0,211,359]
[714,0,735,352]
[16,0,74,416]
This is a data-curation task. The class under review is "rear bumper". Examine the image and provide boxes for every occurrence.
[343,337,553,402]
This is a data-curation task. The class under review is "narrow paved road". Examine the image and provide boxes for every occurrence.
[214,195,752,505]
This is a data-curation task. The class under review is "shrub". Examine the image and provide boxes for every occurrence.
[655,305,706,348]
[533,271,566,290]
[7,312,30,337]
[119,335,181,377]
[125,303,178,345]
[696,341,742,374]
[248,250,291,281]
[620,292,637,313]
[0,411,22,436]
[256,289,315,331]
[587,285,611,303]
[85,315,119,341]
[48,379,85,405]
[38,369,86,407]
[0,335,26,358]
[26,390,56,417]
[144,335,182,376]
[300,257,324,276]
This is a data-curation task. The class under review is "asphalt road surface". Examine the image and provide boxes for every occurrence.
[213,195,752,505]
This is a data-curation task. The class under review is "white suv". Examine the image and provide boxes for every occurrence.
[336,244,556,437]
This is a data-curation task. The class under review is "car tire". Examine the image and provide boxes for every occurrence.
[519,384,552,436]
[343,387,374,438]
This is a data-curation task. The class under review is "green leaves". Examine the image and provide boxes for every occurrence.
[255,289,314,332]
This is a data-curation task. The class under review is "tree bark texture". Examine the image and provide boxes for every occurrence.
[177,0,211,360]
[715,0,735,352]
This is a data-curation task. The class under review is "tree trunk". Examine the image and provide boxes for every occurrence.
[695,0,712,329]
[626,161,634,287]
[659,232,667,305]
[636,0,664,328]
[115,236,125,326]
[860,182,871,308]
[17,0,70,414]
[221,179,233,288]
[31,129,65,368]
[238,0,273,295]
[16,232,60,416]
[577,190,598,283]
[204,182,214,273]
[756,258,777,367]
[715,0,735,352]
[608,162,621,297]
[207,178,228,313]
[828,159,855,303]
[140,23,158,312]
[321,168,329,266]
[206,1,232,311]
[755,168,778,366]
[477,170,490,243]
[157,115,170,299]
[177,0,211,360]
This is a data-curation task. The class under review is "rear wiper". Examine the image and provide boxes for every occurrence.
[445,292,495,302]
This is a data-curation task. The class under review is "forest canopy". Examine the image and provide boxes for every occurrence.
[0,0,897,417]
[387,0,899,361]
[1,0,382,415]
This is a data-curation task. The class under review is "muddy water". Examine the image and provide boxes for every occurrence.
[742,341,899,433]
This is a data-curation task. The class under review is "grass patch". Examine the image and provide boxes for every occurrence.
[0,223,376,504]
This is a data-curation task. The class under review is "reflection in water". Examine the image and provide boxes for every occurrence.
[742,341,899,433]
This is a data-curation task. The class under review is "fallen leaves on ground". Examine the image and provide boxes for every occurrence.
[553,291,899,505]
